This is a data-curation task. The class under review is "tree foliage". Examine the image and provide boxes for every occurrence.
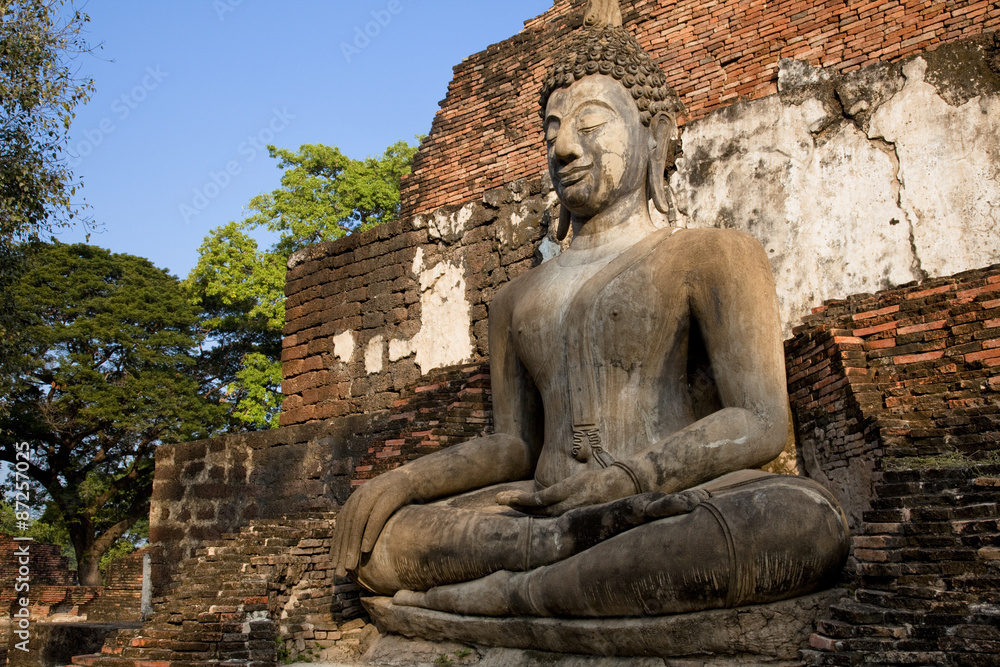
[0,0,95,386]
[246,141,419,254]
[0,0,93,238]
[187,139,419,429]
[0,242,224,585]
[186,223,285,429]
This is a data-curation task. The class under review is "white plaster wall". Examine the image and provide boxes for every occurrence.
[387,249,474,375]
[870,58,1000,279]
[672,54,1000,334]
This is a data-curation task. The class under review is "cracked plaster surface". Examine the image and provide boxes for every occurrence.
[385,251,474,375]
[869,57,1000,279]
[672,55,1000,334]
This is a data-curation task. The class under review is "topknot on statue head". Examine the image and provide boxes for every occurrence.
[539,0,685,127]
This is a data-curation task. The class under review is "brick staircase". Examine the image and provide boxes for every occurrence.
[802,466,1000,666]
[69,513,364,667]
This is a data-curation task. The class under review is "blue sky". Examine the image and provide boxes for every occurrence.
[58,1,553,278]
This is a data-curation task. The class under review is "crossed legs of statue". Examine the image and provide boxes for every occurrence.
[355,471,849,618]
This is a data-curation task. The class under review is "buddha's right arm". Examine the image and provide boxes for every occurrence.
[332,284,544,574]
[332,433,534,576]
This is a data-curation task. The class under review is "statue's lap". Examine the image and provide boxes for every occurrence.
[358,473,849,615]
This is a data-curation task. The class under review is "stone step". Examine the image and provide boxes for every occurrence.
[826,599,887,625]
[69,654,102,667]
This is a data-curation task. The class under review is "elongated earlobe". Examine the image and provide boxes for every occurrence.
[648,112,677,224]
[556,204,571,241]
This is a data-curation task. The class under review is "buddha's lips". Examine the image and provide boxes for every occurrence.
[557,165,592,186]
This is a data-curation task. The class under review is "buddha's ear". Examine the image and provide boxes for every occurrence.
[648,112,677,221]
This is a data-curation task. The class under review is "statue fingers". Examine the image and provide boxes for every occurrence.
[644,488,710,519]
[496,489,545,510]
[332,490,372,576]
[360,483,412,554]
[333,479,393,574]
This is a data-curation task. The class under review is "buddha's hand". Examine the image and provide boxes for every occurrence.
[332,470,416,577]
[495,466,636,516]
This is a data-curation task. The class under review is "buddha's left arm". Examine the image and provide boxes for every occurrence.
[627,229,789,494]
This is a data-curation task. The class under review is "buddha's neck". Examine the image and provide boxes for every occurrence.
[565,191,656,257]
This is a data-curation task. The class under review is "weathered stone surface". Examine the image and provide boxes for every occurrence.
[673,39,1000,336]
[869,56,1000,281]
[6,622,139,667]
[363,590,844,659]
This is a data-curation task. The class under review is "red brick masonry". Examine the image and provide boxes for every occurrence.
[788,266,1000,666]
[400,0,999,218]
[788,265,1000,477]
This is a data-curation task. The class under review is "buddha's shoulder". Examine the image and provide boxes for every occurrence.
[650,226,769,267]
[662,226,763,251]
[490,265,541,316]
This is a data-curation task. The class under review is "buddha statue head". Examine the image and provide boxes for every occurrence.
[540,0,685,238]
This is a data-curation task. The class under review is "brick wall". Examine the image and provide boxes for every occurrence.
[0,536,145,626]
[0,535,75,587]
[399,0,1000,218]
[89,516,369,665]
[787,265,1000,527]
[784,269,1000,664]
[148,416,377,593]
[351,363,492,486]
[281,179,551,427]
[79,549,147,623]
[804,466,1000,665]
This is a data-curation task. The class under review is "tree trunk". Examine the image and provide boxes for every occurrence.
[76,546,103,586]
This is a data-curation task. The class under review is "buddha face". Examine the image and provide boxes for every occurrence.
[544,75,652,220]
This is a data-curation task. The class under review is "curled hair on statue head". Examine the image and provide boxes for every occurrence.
[539,25,686,129]
[545,0,686,239]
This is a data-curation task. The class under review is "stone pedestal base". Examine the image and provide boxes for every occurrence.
[363,589,843,663]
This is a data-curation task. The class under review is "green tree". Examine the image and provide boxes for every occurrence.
[187,139,419,429]
[186,223,286,429]
[0,0,93,237]
[246,141,419,254]
[0,0,95,387]
[0,242,224,585]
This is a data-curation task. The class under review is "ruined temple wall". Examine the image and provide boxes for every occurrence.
[400,0,1000,218]
[147,417,374,592]
[786,264,1000,528]
[674,36,1000,332]
[280,180,555,427]
[281,35,1000,427]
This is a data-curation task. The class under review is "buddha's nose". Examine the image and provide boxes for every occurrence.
[553,129,583,164]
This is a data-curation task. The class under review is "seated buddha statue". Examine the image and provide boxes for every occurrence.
[331,0,849,618]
